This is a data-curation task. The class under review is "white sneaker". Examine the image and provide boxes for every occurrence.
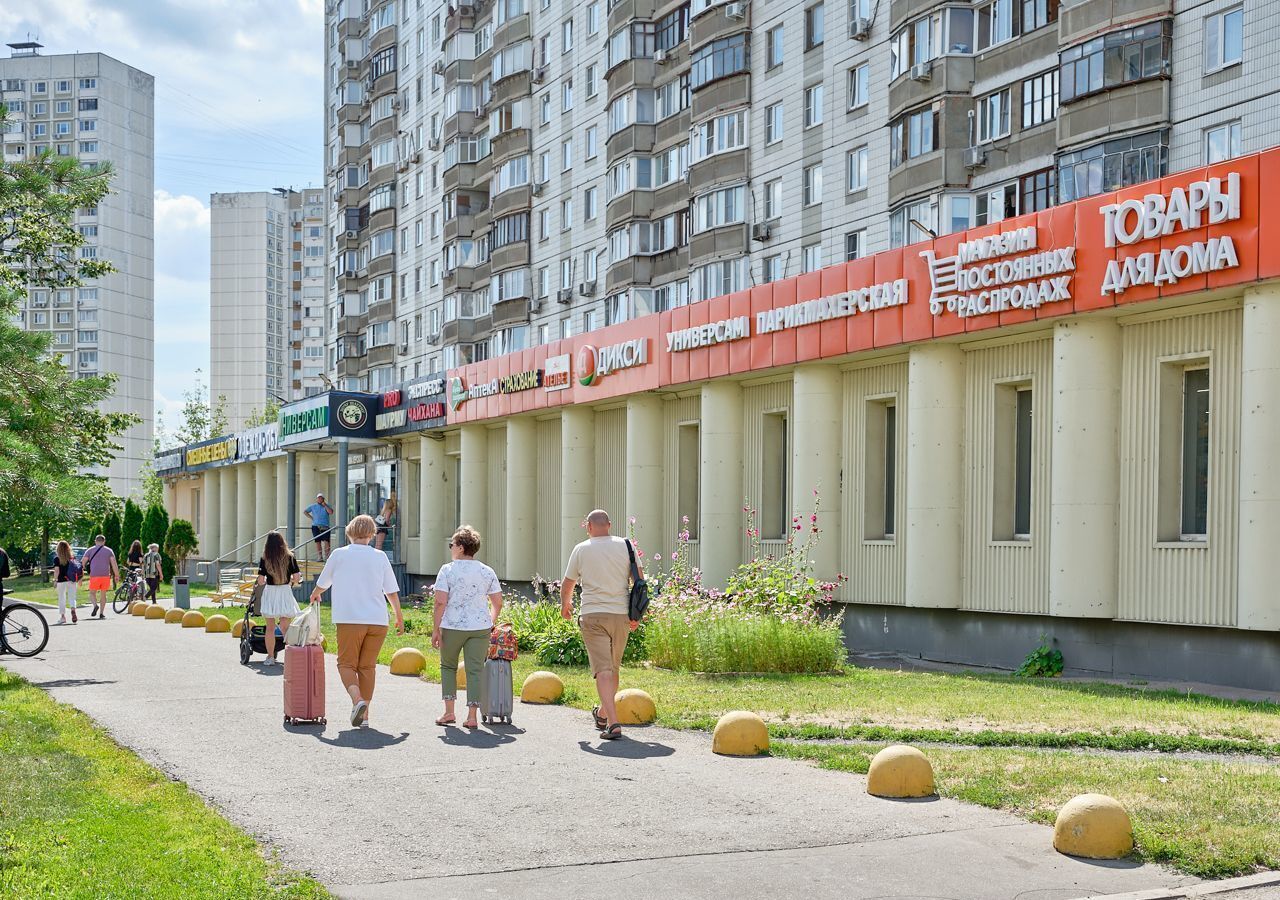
[262,657,277,667]
[351,700,368,726]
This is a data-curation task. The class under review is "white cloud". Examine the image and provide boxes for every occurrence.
[154,189,211,232]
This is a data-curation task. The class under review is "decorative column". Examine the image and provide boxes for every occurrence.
[218,464,236,560]
[335,440,349,547]
[560,405,595,561]
[904,343,964,608]
[625,395,664,556]
[236,461,255,558]
[699,380,743,590]
[1049,318,1121,618]
[506,418,537,581]
[791,365,843,582]
[255,460,276,548]
[1238,284,1280,630]
[297,451,319,535]
[459,424,489,540]
[419,433,451,575]
[203,468,221,561]
[275,456,289,538]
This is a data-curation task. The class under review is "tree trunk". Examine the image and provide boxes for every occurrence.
[41,522,50,583]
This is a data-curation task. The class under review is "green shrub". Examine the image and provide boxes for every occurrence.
[645,608,845,674]
[534,618,589,666]
[121,498,142,556]
[163,519,199,577]
[1015,635,1064,678]
[499,596,563,651]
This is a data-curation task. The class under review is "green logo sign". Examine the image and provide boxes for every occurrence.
[280,405,328,437]
[450,376,467,410]
[336,399,368,430]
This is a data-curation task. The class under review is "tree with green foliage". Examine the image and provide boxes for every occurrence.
[0,107,137,559]
[174,370,230,444]
[244,398,280,428]
[101,508,122,557]
[121,498,142,555]
[141,503,174,581]
[139,460,165,509]
[164,519,199,577]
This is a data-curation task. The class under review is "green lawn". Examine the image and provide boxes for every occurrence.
[0,668,329,900]
[7,575,213,608]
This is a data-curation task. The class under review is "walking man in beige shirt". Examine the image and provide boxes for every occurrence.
[561,509,641,740]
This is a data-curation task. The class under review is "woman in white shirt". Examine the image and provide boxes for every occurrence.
[309,515,404,728]
[432,525,503,728]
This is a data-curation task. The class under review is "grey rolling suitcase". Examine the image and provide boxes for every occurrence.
[481,657,514,725]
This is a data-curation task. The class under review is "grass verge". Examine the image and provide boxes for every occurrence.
[7,575,213,608]
[771,740,1280,879]
[0,668,329,899]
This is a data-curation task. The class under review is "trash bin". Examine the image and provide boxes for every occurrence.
[174,576,190,610]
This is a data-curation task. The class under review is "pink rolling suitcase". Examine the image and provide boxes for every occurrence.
[283,643,326,726]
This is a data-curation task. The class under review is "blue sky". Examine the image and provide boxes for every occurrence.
[0,0,325,437]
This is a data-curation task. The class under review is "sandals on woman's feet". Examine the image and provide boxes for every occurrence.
[601,723,623,741]
[435,715,456,726]
[591,707,607,730]
[463,720,479,729]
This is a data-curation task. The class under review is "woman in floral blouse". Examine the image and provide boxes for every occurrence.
[431,525,503,728]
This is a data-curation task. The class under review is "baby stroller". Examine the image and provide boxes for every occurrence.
[239,586,287,666]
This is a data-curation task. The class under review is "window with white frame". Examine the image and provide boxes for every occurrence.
[847,63,869,109]
[802,243,823,273]
[764,102,783,145]
[693,183,745,232]
[584,186,598,220]
[494,154,531,193]
[690,109,746,163]
[889,196,937,248]
[560,198,573,229]
[586,125,598,158]
[847,146,868,192]
[845,229,866,261]
[693,257,748,301]
[805,2,824,49]
[587,1,599,34]
[763,254,784,283]
[1204,121,1242,164]
[803,164,823,206]
[1204,6,1243,73]
[562,18,574,51]
[976,87,1011,142]
[562,78,574,110]
[1021,69,1059,129]
[586,63,599,97]
[803,83,823,127]
[764,178,782,220]
[767,24,785,68]
[561,138,573,171]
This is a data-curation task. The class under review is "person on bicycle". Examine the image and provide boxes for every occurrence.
[143,543,163,604]
[82,535,118,620]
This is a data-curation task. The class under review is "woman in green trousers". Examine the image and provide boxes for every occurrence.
[432,525,503,728]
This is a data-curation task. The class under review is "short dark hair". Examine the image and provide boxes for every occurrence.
[451,525,481,556]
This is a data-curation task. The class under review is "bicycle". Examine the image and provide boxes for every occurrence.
[112,569,146,614]
[0,600,50,658]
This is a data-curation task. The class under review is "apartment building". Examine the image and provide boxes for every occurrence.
[323,0,1278,390]
[210,188,328,431]
[1,42,155,497]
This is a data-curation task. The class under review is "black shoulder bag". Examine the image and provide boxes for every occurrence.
[624,539,649,623]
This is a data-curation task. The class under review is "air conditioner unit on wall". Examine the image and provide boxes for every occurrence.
[909,61,932,82]
[532,182,545,196]
[752,223,771,242]
[532,66,546,84]
[725,1,746,18]
[850,17,872,40]
[556,288,573,304]
[578,280,597,296]
[432,60,445,75]
[428,137,440,150]
[655,48,669,65]
[964,147,987,170]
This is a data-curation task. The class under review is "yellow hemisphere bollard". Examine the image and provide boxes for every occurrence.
[130,602,147,617]
[1052,794,1134,859]
[520,671,565,704]
[866,745,935,798]
[144,604,166,620]
[164,607,186,624]
[712,711,770,756]
[390,647,427,675]
[614,689,656,725]
[181,610,206,628]
[204,614,231,634]
[231,619,245,639]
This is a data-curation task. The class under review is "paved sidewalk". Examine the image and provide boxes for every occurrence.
[2,610,1200,900]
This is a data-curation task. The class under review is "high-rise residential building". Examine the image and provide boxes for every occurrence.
[322,0,1279,390]
[1,42,154,497]
[210,188,327,431]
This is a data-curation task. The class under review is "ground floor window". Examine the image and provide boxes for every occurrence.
[678,423,700,540]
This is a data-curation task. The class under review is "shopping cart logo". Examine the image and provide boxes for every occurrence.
[919,226,1076,320]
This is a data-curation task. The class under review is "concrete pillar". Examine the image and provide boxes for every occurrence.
[419,434,451,574]
[791,365,844,582]
[561,406,596,561]
[275,456,289,538]
[286,452,299,549]
[1238,284,1280,630]
[335,440,350,547]
[904,343,964,609]
[459,424,489,539]
[625,395,665,557]
[255,460,276,552]
[236,462,255,559]
[218,465,236,560]
[700,380,743,589]
[297,452,319,532]
[203,468,221,561]
[506,418,537,581]
[1049,319,1121,618]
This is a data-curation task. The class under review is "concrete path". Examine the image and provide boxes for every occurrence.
[1,607,1200,900]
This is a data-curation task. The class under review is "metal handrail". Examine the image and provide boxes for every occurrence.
[194,526,285,584]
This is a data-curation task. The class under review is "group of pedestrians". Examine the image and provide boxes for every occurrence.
[262,505,642,739]
[51,534,166,624]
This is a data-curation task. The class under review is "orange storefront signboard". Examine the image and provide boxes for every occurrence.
[446,150,1273,425]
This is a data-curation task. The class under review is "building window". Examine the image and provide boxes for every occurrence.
[1158,363,1210,541]
[1059,20,1171,104]
[767,24,785,68]
[677,423,700,540]
[764,102,783,145]
[1022,69,1059,129]
[1204,6,1243,73]
[690,34,748,90]
[586,125,598,158]
[889,197,937,248]
[864,399,896,540]
[889,102,939,167]
[1204,121,1242,164]
[657,5,689,49]
[1020,167,1056,213]
[845,229,865,261]
[803,83,823,127]
[976,87,1011,142]
[560,198,573,230]
[805,2,825,49]
[847,63,869,109]
[846,146,868,192]
[976,182,1018,225]
[693,257,748,301]
[994,384,1034,541]
[587,1,600,34]
[802,164,822,206]
[586,63,599,97]
[1057,130,1167,203]
[691,109,746,163]
[761,412,789,540]
[764,178,782,220]
[693,184,745,232]
[801,243,823,273]
[762,254,783,283]
[584,186,598,220]
[561,138,573,171]
[562,78,574,110]
[563,18,574,51]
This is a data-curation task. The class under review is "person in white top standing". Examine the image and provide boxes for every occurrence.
[431,525,503,728]
[561,509,641,741]
[309,514,404,727]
